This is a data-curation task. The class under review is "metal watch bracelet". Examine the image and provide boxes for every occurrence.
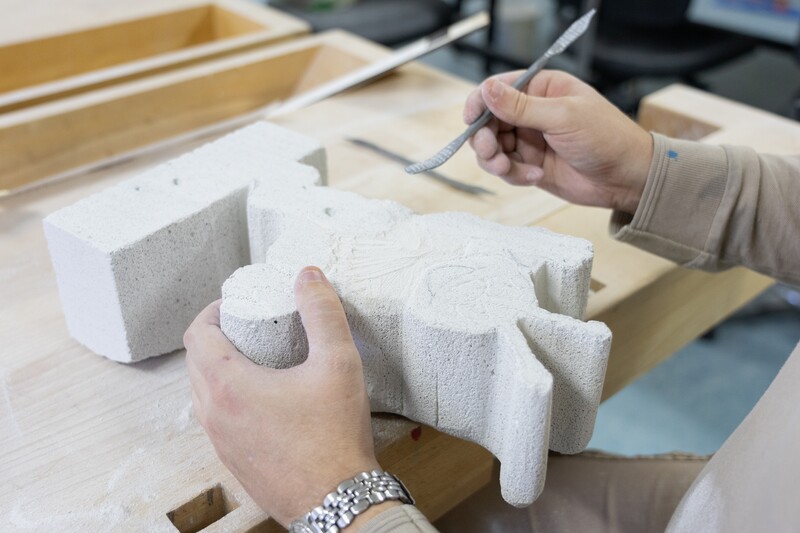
[289,469,414,533]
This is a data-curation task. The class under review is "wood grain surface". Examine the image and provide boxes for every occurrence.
[0,0,309,113]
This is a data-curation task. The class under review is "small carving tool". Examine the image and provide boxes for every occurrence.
[347,138,494,196]
[405,9,596,175]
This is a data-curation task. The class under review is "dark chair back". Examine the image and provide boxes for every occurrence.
[559,0,693,32]
[597,0,692,29]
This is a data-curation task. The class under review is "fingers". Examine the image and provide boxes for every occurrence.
[464,70,583,125]
[469,121,500,161]
[191,299,222,328]
[477,151,542,186]
[498,130,516,153]
[294,267,356,365]
[464,85,488,125]
[464,71,526,124]
[471,122,545,186]
[477,148,512,178]
[469,113,521,157]
[184,300,251,385]
[464,70,575,186]
[185,301,245,365]
[482,78,568,133]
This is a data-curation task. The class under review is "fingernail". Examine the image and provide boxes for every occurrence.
[299,267,324,283]
[525,167,544,184]
[488,80,502,100]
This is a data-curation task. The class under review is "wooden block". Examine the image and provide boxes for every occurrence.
[639,84,800,154]
[0,0,308,113]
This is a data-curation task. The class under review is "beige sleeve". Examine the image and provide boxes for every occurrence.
[610,133,800,286]
[667,342,800,532]
[358,505,438,533]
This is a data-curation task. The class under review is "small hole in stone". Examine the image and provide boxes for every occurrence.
[166,484,239,533]
[173,178,180,185]
[273,320,278,324]
[134,186,140,191]
[324,207,334,217]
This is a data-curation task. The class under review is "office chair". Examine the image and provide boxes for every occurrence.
[794,41,800,120]
[558,0,757,109]
[275,0,462,47]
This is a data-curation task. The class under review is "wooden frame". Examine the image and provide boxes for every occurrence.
[0,31,379,194]
[0,0,308,114]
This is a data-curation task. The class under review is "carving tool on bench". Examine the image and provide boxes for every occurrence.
[348,137,494,196]
[405,9,596,175]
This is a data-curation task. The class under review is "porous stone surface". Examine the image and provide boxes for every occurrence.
[222,182,612,507]
[44,120,611,507]
[43,122,325,363]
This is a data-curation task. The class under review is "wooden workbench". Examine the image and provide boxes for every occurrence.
[2,3,797,531]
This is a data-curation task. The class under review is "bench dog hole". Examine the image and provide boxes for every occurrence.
[589,277,606,293]
[167,484,239,533]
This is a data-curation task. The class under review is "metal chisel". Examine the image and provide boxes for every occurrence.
[348,138,494,196]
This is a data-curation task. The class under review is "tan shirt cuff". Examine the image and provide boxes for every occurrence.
[610,132,730,268]
[358,505,438,533]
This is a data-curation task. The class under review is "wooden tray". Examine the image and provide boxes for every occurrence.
[0,0,308,113]
[0,31,381,194]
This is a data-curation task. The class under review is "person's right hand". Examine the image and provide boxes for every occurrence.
[465,70,653,215]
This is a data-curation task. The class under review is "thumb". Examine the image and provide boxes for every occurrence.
[294,267,355,363]
[482,78,566,133]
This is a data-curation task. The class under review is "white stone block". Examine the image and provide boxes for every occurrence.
[221,182,612,506]
[45,119,610,508]
[43,122,325,362]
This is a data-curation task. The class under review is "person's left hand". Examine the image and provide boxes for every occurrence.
[184,267,393,527]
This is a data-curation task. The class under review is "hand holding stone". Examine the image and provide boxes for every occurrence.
[184,267,392,527]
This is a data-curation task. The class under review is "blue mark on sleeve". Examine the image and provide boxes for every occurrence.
[667,150,679,160]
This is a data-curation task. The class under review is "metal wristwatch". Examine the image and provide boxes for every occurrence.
[288,469,414,533]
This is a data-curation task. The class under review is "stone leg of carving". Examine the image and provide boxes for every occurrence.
[518,311,612,453]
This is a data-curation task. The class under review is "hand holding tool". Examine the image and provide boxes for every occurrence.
[405,10,596,175]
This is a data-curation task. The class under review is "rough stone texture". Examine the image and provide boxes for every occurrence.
[222,182,612,507]
[43,122,325,362]
[44,121,611,507]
